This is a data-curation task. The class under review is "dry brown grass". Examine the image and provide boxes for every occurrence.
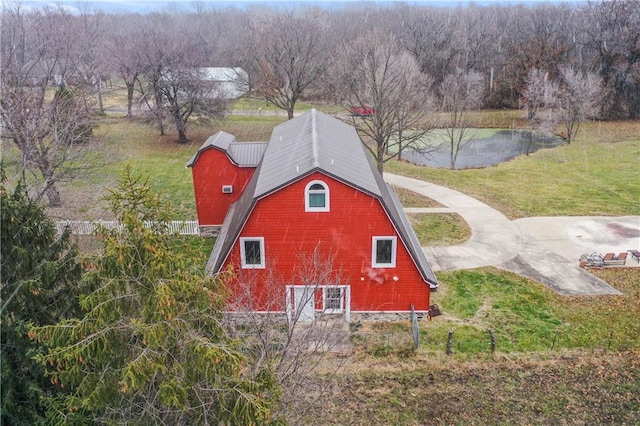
[302,350,640,425]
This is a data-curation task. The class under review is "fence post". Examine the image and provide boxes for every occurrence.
[446,329,454,355]
[410,304,419,349]
[487,329,496,354]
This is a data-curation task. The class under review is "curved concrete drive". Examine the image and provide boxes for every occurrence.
[385,173,640,296]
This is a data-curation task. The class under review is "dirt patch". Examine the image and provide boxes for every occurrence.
[46,182,113,221]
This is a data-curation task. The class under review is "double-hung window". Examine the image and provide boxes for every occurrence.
[240,237,265,269]
[372,236,397,267]
[305,180,330,212]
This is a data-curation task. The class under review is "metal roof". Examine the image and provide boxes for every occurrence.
[199,67,248,83]
[227,143,268,167]
[199,67,249,99]
[186,131,236,167]
[254,109,381,198]
[206,109,438,288]
[186,131,266,168]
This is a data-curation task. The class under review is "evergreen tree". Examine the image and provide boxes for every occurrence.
[31,167,277,424]
[1,168,83,425]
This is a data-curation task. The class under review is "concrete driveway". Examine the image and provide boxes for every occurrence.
[385,173,639,296]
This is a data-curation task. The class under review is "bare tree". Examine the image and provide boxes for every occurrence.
[585,0,640,119]
[397,5,463,91]
[135,13,175,136]
[520,68,558,155]
[440,69,484,169]
[224,246,349,424]
[246,10,328,119]
[134,14,226,143]
[490,4,572,109]
[104,14,143,118]
[158,67,227,144]
[0,4,96,206]
[521,68,558,128]
[331,31,436,173]
[557,67,603,144]
[74,9,108,114]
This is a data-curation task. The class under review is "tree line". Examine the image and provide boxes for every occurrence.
[1,0,638,205]
[3,1,637,116]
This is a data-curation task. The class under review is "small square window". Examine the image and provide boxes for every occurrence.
[372,236,397,267]
[240,237,265,269]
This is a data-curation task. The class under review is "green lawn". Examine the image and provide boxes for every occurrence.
[352,267,640,356]
[3,111,636,222]
[387,120,640,218]
[429,268,593,355]
[408,213,471,246]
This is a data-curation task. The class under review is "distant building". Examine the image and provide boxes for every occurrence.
[187,109,438,321]
[198,67,249,100]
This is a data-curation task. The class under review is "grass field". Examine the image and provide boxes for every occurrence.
[387,120,640,219]
[4,99,636,220]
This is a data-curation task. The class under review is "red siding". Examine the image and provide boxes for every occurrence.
[223,171,431,313]
[190,148,256,225]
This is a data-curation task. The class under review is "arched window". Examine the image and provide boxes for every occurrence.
[305,180,330,212]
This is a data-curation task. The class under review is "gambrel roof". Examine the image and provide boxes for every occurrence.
[253,109,381,198]
[206,109,438,288]
[186,131,267,168]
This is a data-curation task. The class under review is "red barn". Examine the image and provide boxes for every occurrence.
[190,109,438,321]
[187,132,267,227]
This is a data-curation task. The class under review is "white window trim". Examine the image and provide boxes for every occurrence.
[304,180,330,212]
[372,236,397,268]
[286,285,351,322]
[240,237,265,269]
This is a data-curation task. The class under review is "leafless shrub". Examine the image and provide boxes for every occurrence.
[223,245,351,424]
[557,67,604,144]
[439,69,484,169]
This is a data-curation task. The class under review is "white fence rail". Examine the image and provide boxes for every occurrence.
[56,220,200,236]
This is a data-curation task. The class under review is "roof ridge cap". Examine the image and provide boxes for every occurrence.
[311,109,320,168]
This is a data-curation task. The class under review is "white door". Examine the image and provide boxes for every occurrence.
[294,286,315,322]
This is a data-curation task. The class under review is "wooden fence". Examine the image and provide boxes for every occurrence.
[56,220,200,235]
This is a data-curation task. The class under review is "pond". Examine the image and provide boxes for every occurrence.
[400,129,565,169]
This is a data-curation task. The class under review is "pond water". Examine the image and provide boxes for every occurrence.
[401,129,565,169]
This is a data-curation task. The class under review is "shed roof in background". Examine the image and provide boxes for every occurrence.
[199,67,249,99]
